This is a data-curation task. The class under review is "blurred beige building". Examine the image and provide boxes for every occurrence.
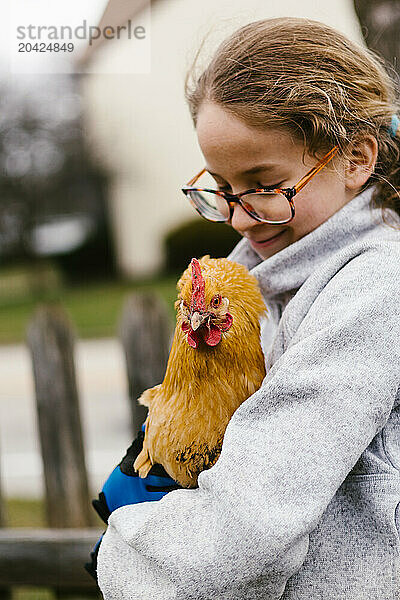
[80,0,363,278]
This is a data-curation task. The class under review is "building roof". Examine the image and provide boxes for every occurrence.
[78,0,155,66]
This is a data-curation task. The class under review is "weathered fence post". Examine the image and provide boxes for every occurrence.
[118,293,173,434]
[26,305,94,529]
[27,304,99,597]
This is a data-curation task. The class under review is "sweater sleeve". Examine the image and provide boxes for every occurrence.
[97,246,400,600]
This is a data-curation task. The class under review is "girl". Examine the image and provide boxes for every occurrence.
[97,17,400,599]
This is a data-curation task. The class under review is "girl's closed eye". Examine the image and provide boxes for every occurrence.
[255,181,285,190]
[217,181,285,193]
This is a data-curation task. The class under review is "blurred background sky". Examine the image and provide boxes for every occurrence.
[0,0,398,513]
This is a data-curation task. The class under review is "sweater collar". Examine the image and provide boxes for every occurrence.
[227,185,399,300]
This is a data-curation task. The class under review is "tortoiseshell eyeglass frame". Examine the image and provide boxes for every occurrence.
[181,146,339,225]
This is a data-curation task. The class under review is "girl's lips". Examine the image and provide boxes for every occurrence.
[248,230,285,248]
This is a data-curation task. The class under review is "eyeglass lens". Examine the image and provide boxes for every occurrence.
[188,189,292,223]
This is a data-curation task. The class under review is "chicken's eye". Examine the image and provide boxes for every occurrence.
[210,294,221,309]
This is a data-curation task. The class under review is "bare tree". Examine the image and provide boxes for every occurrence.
[0,74,115,281]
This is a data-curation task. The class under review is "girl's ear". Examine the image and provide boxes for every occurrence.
[344,135,378,192]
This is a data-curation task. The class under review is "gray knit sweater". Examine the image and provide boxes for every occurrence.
[97,185,400,599]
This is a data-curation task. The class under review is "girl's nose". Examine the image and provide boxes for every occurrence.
[230,202,259,234]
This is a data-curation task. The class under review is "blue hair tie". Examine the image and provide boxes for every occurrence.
[388,114,399,138]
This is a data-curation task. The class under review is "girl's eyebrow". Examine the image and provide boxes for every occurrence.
[207,164,278,178]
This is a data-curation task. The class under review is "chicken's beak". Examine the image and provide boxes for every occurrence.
[190,311,208,331]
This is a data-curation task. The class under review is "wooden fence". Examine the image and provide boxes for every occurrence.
[0,293,172,597]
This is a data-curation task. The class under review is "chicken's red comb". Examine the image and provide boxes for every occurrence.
[190,258,206,312]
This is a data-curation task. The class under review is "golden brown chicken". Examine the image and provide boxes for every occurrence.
[133,255,267,488]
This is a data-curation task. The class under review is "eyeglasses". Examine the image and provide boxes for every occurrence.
[181,146,339,225]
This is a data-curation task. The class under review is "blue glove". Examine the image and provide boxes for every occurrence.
[85,423,183,583]
[92,423,183,523]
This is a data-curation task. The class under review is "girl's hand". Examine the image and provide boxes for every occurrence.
[92,423,182,524]
[85,424,183,584]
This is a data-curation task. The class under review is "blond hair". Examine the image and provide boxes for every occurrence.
[185,17,400,227]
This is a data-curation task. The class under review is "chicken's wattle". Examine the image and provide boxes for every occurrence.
[182,314,233,348]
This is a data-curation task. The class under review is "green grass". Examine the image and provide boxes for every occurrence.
[0,275,178,345]
[11,586,100,599]
[5,497,106,530]
[5,497,46,528]
[12,588,54,600]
